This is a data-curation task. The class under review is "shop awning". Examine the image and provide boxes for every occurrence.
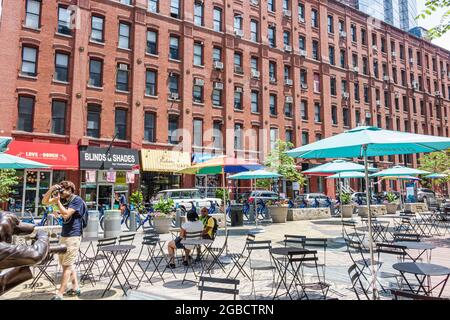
[141,149,191,172]
[6,141,79,170]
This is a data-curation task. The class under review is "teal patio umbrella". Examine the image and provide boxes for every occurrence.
[326,171,366,179]
[0,153,49,169]
[0,137,12,153]
[424,173,447,179]
[286,126,450,299]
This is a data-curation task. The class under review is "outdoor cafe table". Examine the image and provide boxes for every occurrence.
[99,244,136,297]
[393,262,450,297]
[270,247,310,300]
[394,241,436,262]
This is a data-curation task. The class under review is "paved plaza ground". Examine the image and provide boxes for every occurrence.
[2,215,450,300]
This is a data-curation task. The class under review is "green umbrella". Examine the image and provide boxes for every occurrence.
[0,153,49,169]
[326,171,366,179]
[286,126,450,300]
[0,137,12,153]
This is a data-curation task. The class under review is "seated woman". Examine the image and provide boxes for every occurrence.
[166,211,203,268]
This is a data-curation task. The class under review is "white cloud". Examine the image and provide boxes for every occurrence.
[416,0,450,51]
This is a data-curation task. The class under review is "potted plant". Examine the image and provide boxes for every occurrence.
[340,192,354,218]
[152,198,175,234]
[129,191,146,215]
[384,192,398,214]
[267,199,289,223]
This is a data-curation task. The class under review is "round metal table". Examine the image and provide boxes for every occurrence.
[394,241,436,262]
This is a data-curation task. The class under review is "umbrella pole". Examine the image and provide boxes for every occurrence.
[363,145,378,300]
[222,168,228,255]
[339,174,342,222]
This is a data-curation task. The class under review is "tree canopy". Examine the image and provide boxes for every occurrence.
[0,169,19,203]
[417,0,450,39]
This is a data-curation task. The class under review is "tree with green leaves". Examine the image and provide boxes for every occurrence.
[0,169,19,203]
[418,151,450,187]
[417,0,450,39]
[256,140,306,190]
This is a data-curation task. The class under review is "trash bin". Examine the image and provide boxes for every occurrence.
[84,210,99,238]
[128,210,137,232]
[230,204,244,227]
[103,210,121,238]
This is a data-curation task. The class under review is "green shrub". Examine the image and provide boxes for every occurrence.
[340,192,352,205]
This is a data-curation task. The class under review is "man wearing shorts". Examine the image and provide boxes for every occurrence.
[42,181,86,300]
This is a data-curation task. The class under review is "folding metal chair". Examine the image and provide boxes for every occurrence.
[390,289,450,300]
[204,230,229,274]
[247,240,276,299]
[117,232,140,281]
[226,233,255,280]
[134,236,169,287]
[302,238,328,282]
[283,234,306,248]
[80,237,117,284]
[393,232,421,242]
[198,276,240,300]
[180,230,203,284]
[376,242,408,288]
[348,263,371,300]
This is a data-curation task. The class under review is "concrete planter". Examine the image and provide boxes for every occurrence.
[153,217,173,234]
[268,206,288,223]
[405,202,428,213]
[385,202,398,214]
[357,205,387,217]
[341,205,354,218]
[287,208,331,221]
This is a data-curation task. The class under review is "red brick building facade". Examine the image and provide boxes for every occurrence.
[1,0,450,199]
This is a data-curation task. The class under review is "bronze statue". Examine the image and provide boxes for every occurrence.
[0,211,65,296]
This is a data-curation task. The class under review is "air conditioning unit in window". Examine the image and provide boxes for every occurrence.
[365,112,372,118]
[435,91,441,97]
[234,65,244,74]
[234,29,244,38]
[285,78,293,86]
[353,66,359,73]
[301,83,308,90]
[383,75,390,81]
[169,92,179,100]
[250,0,259,5]
[372,45,378,52]
[391,51,397,57]
[118,63,128,71]
[269,77,277,83]
[339,31,347,38]
[235,86,243,93]
[283,10,292,18]
[376,100,381,106]
[409,58,414,64]
[214,82,223,90]
[299,50,307,57]
[213,61,224,70]
[284,45,292,52]
[342,92,349,99]
[299,17,305,23]
[412,80,418,90]
[194,78,205,86]
[251,69,260,79]
[285,96,293,103]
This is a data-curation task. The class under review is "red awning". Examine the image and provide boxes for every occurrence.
[6,141,79,170]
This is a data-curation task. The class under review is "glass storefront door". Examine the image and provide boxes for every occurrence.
[23,170,52,216]
[97,184,114,210]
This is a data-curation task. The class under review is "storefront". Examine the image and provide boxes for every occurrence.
[79,146,139,210]
[140,149,191,200]
[6,141,79,216]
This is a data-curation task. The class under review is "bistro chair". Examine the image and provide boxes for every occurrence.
[247,240,276,299]
[283,234,306,248]
[348,263,371,300]
[226,233,256,280]
[198,276,240,300]
[390,289,450,300]
[302,238,328,282]
[204,229,229,274]
[80,237,117,284]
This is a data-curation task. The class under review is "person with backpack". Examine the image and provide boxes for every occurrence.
[42,180,87,300]
[199,207,217,240]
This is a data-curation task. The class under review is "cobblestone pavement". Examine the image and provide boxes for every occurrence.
[2,216,450,300]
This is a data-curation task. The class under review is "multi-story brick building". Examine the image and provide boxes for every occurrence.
[0,0,449,213]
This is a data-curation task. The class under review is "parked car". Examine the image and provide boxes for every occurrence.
[151,188,222,212]
[295,193,332,207]
[240,190,281,204]
[351,192,377,205]
[417,188,438,208]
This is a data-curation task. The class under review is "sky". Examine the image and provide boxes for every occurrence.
[416,0,450,51]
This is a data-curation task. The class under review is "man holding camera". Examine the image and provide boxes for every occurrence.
[42,181,86,300]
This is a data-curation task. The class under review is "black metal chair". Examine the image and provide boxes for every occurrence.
[393,232,421,242]
[29,238,60,289]
[390,289,450,300]
[118,232,136,245]
[247,240,276,299]
[180,230,203,284]
[341,220,365,243]
[198,276,240,300]
[348,263,371,300]
[226,233,256,280]
[80,237,117,284]
[302,238,328,282]
[283,234,306,248]
[376,242,408,287]
[204,229,229,274]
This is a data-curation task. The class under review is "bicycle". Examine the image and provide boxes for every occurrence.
[20,206,63,226]
[99,205,142,231]
[128,203,154,230]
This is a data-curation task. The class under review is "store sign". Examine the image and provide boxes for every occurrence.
[80,147,139,170]
[141,149,191,172]
[6,141,79,170]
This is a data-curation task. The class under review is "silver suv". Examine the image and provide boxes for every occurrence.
[417,188,437,208]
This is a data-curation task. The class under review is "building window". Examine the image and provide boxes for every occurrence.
[193,80,204,103]
[234,87,243,110]
[313,73,320,93]
[301,131,309,145]
[51,100,66,135]
[57,5,72,35]
[361,28,366,45]
[268,26,276,48]
[352,53,358,68]
[87,105,100,138]
[340,49,346,68]
[91,16,104,42]
[213,121,223,149]
[148,0,158,13]
[250,20,259,42]
[314,102,321,122]
[169,36,180,60]
[315,133,322,141]
[329,46,335,65]
[343,108,349,127]
[300,69,307,87]
[54,52,69,82]
[354,81,360,101]
[284,65,291,80]
[213,47,222,62]
[251,57,259,72]
[251,91,259,113]
[269,61,276,80]
[213,7,222,32]
[268,0,275,12]
[364,86,369,103]
[270,128,278,150]
[330,77,336,95]
[144,112,156,142]
[300,100,307,120]
[212,88,222,106]
[298,2,305,21]
[362,57,368,75]
[299,35,305,50]
[145,69,157,96]
[170,0,180,18]
[21,46,38,77]
[234,14,243,32]
[234,124,243,150]
[331,105,338,125]
[284,101,293,118]
[194,1,204,26]
[115,109,127,140]
[193,42,203,66]
[269,94,277,115]
[327,15,333,33]
[116,63,129,91]
[350,24,356,42]
[234,52,243,73]
[193,119,203,146]
[338,20,344,32]
[17,96,34,132]
[286,130,293,144]
[146,29,158,55]
[311,9,318,28]
[283,31,290,46]
[312,40,319,60]
[168,73,179,95]
[25,0,41,29]
[118,22,131,49]
[168,115,179,144]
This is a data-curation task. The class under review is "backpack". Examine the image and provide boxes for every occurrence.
[208,216,219,239]
[68,195,89,229]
